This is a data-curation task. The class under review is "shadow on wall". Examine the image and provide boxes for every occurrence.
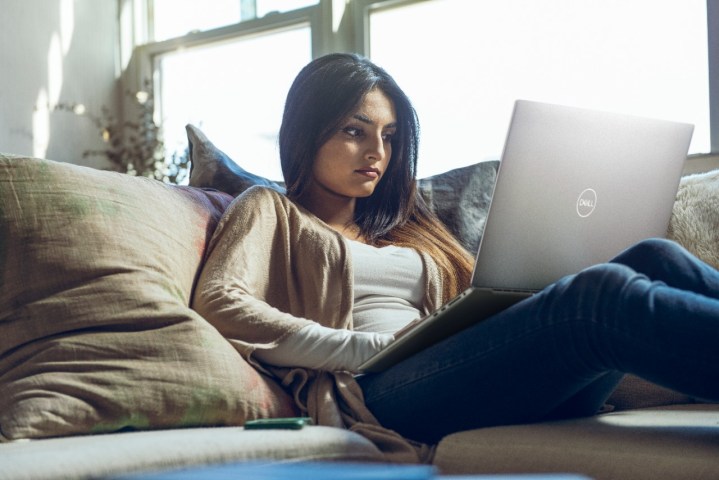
[1,0,119,168]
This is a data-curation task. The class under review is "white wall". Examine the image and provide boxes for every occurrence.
[0,0,119,168]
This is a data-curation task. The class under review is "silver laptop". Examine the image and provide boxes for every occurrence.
[359,99,694,373]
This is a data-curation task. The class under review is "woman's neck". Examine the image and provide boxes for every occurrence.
[297,189,363,241]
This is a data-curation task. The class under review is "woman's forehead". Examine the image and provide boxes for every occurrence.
[349,89,397,126]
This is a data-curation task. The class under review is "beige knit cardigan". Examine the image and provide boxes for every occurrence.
[192,186,444,463]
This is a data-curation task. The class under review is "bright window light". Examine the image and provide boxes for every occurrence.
[256,0,318,17]
[157,26,312,181]
[370,0,710,178]
[152,0,318,41]
[153,0,241,40]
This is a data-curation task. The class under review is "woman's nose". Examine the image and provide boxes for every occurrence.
[365,134,386,161]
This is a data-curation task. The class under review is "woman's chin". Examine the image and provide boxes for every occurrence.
[354,187,378,198]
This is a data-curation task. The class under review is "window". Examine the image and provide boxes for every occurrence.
[157,27,312,181]
[369,0,710,177]
[132,0,716,182]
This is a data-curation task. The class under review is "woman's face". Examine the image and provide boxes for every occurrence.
[309,88,397,201]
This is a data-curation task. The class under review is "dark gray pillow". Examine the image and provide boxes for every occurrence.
[185,124,498,252]
[418,161,498,252]
[186,124,284,196]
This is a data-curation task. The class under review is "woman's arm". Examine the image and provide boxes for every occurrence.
[253,323,394,372]
[192,186,356,361]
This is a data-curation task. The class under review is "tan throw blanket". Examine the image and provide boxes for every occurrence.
[193,186,443,463]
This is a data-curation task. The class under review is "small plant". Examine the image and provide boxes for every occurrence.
[55,80,189,184]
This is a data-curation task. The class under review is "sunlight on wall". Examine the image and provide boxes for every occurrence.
[34,33,64,159]
[60,0,74,54]
[118,0,135,72]
[47,34,64,108]
[33,89,50,158]
[32,0,75,159]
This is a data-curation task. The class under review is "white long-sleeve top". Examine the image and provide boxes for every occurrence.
[253,238,426,372]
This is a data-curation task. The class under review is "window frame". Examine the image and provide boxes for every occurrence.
[128,3,318,83]
[126,0,719,153]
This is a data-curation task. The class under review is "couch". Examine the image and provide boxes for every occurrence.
[1,124,718,480]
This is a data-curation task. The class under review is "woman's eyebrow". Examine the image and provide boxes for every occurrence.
[352,113,374,124]
[352,113,397,129]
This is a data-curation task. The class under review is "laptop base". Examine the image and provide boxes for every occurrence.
[358,288,532,373]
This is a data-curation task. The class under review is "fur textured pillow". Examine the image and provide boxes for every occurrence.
[0,155,297,441]
[667,169,719,270]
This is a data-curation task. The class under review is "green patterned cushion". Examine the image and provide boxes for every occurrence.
[0,155,296,441]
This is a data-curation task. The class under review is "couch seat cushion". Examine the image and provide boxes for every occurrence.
[0,426,383,480]
[433,404,719,480]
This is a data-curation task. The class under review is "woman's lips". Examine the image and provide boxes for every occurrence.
[355,167,380,179]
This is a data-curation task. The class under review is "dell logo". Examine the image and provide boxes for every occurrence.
[576,188,597,217]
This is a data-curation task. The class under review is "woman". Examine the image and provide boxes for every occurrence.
[193,53,719,461]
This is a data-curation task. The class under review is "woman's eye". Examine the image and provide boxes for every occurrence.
[342,126,363,137]
[383,131,395,142]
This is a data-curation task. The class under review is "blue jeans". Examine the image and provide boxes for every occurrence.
[356,238,719,444]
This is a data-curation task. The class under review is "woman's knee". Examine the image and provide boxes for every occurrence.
[578,262,638,287]
[552,263,640,304]
[612,238,685,268]
[529,263,642,328]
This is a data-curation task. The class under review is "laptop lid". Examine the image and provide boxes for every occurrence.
[471,100,694,291]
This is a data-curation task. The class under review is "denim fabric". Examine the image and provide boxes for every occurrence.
[356,238,719,444]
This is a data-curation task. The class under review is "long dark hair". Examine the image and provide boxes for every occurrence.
[280,53,417,240]
[279,53,473,301]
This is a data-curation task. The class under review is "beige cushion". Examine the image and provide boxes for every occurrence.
[0,155,296,441]
[608,374,698,411]
[0,426,383,479]
[434,404,719,480]
[668,168,719,270]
